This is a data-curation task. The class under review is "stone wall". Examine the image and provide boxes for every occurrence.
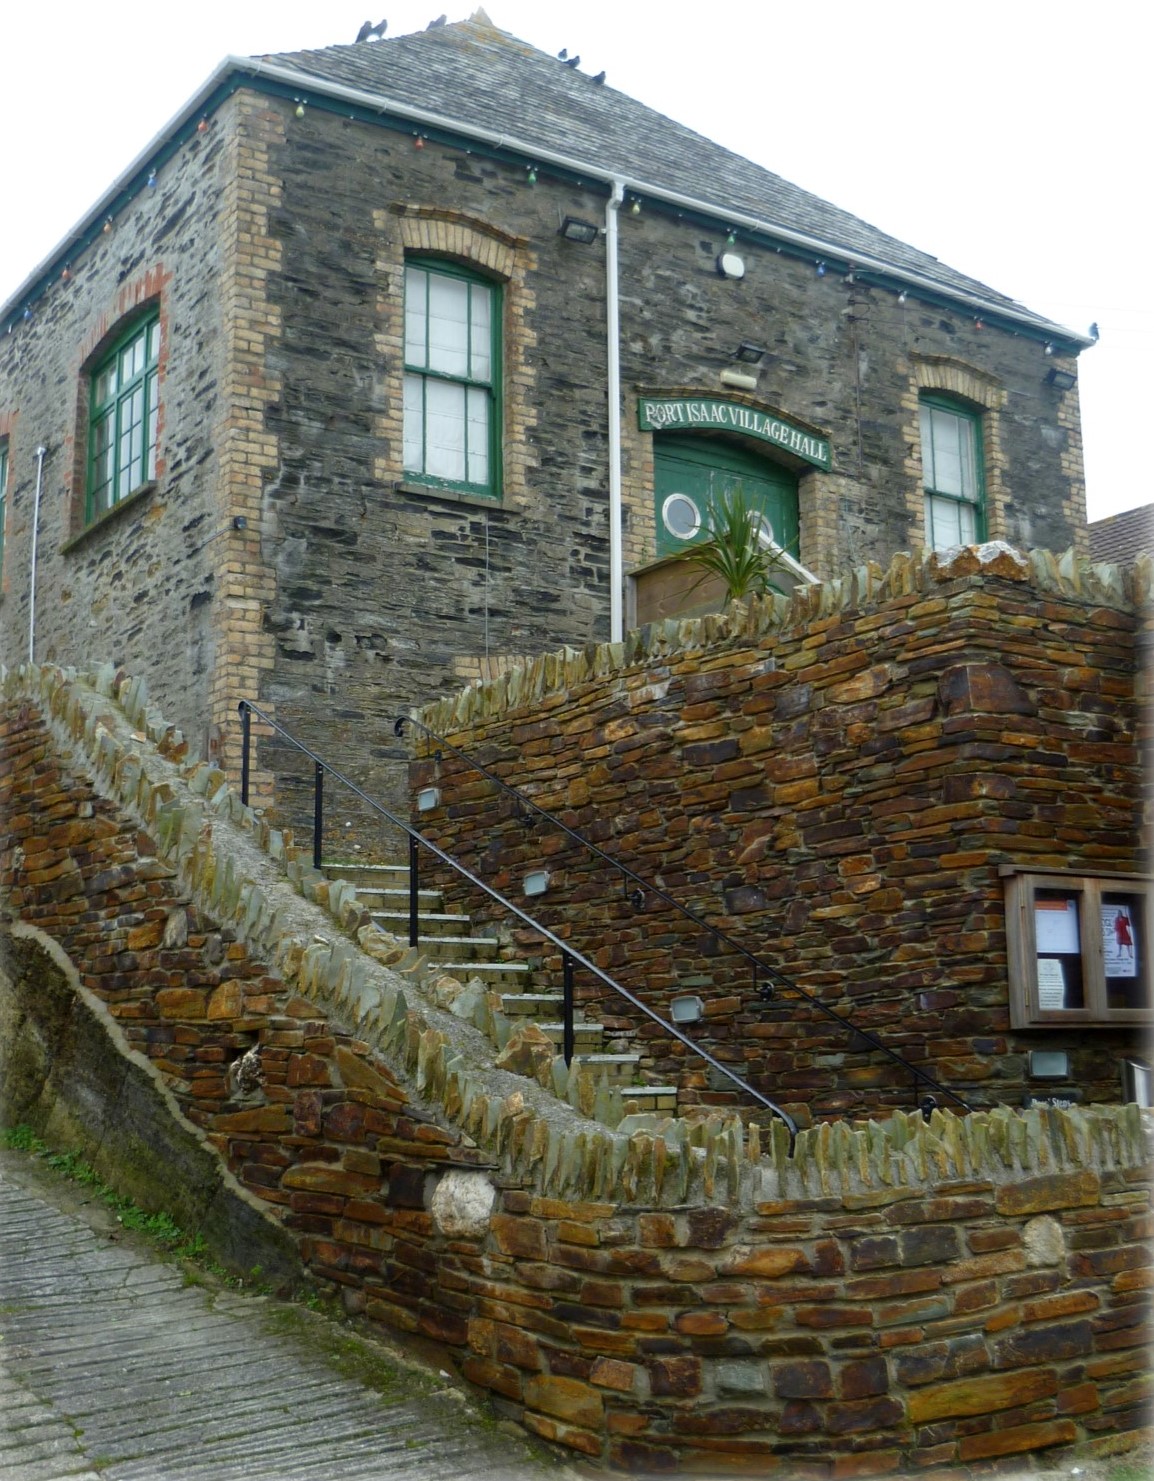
[413,545,1151,1126]
[2,660,1149,1473]
[0,104,238,760]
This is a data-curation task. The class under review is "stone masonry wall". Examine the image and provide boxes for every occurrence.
[249,93,1088,840]
[0,101,242,759]
[2,660,1149,1473]
[414,545,1150,1127]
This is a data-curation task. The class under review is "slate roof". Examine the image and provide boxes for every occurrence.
[255,11,1073,336]
[1088,504,1154,565]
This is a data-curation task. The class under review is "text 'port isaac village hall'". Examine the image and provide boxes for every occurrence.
[0,11,1151,1475]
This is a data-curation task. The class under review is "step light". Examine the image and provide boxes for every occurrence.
[670,994,704,1025]
[1028,1049,1069,1080]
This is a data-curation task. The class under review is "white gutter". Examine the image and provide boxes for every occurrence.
[28,445,46,664]
[0,54,1092,348]
[605,180,625,643]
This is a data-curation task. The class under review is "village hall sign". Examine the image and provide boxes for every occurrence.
[638,396,832,470]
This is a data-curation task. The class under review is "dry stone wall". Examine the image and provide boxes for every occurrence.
[1,659,1150,1473]
[414,544,1150,1126]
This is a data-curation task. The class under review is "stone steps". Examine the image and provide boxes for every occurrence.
[325,858,679,1115]
[370,909,475,937]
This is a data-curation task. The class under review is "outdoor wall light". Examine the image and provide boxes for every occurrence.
[734,342,766,364]
[720,369,758,392]
[416,786,440,812]
[559,216,599,244]
[1028,1049,1070,1080]
[523,868,550,897]
[669,994,704,1025]
[716,251,745,280]
[1045,366,1077,391]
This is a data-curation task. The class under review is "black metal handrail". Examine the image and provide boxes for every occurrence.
[237,700,798,1140]
[393,713,970,1119]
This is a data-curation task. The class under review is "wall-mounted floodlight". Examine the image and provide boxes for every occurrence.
[734,342,766,364]
[716,252,745,280]
[670,994,704,1025]
[559,216,599,244]
[416,786,440,812]
[1045,367,1077,391]
[523,869,550,898]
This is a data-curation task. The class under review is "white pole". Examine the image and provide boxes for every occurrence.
[605,180,624,643]
[28,445,46,664]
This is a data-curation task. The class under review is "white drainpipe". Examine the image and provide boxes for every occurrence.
[28,445,46,664]
[605,179,625,643]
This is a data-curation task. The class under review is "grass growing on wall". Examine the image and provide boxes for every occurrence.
[1,1124,212,1264]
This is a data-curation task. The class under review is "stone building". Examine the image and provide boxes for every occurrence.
[0,11,1094,821]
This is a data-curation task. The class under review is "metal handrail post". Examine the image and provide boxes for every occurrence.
[313,761,324,872]
[239,703,251,806]
[562,951,576,1066]
[408,833,420,948]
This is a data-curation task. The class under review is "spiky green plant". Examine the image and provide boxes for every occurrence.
[673,484,789,604]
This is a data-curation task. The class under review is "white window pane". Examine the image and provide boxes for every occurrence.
[427,275,469,376]
[122,333,143,382]
[405,267,428,367]
[958,499,976,544]
[957,421,976,500]
[147,320,161,364]
[146,370,159,480]
[927,493,968,551]
[929,407,964,496]
[95,364,117,406]
[467,387,489,485]
[403,373,425,472]
[425,379,466,480]
[470,285,492,382]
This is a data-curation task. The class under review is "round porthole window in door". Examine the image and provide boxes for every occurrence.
[661,491,702,542]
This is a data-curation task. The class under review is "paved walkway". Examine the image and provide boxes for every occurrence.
[0,1149,581,1481]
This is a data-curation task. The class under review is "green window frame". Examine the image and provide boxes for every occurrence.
[87,312,160,523]
[403,259,501,498]
[919,395,985,551]
[0,438,8,581]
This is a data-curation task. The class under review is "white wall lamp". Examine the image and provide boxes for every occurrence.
[523,869,551,898]
[416,786,441,812]
[669,994,704,1025]
[1028,1049,1070,1080]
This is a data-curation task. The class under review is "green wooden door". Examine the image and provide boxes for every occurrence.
[654,436,799,566]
